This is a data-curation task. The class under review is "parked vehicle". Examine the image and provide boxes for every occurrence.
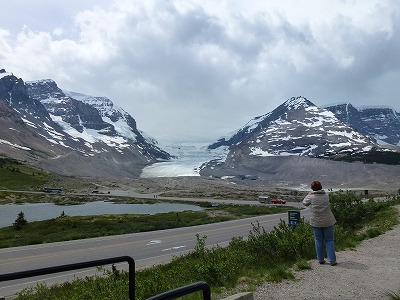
[271,198,286,204]
[258,195,270,204]
[42,187,62,194]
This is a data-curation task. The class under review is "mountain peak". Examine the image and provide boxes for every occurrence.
[208,96,319,150]
[283,96,314,110]
[0,69,13,79]
[1,72,172,179]
[208,96,379,157]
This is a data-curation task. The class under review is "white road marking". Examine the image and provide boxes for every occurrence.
[146,240,162,245]
[162,246,186,252]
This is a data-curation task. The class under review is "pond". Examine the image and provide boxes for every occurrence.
[0,201,203,228]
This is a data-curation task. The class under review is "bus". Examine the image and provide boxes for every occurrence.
[42,187,62,194]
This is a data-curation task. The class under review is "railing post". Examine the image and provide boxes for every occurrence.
[0,256,135,300]
[146,281,211,300]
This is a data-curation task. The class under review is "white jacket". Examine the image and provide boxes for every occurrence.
[303,190,336,227]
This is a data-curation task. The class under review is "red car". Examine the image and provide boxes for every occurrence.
[271,198,286,204]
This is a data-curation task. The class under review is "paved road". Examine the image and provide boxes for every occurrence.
[0,208,309,298]
[0,188,296,206]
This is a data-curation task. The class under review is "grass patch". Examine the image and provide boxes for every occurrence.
[212,204,293,217]
[160,187,307,203]
[0,211,227,248]
[0,158,50,190]
[266,266,295,283]
[295,259,312,271]
[0,191,162,205]
[0,157,100,194]
[0,204,296,248]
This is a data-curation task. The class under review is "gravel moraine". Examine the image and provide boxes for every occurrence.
[254,206,400,300]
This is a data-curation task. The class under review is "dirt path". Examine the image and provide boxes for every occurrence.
[254,207,400,300]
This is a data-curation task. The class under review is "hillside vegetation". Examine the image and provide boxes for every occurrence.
[0,157,98,193]
[330,149,400,165]
[0,157,50,190]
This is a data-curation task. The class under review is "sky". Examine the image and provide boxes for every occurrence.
[1,0,400,144]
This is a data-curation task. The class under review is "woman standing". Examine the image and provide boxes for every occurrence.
[303,180,337,266]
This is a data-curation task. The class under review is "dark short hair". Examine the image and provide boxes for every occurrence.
[311,180,322,191]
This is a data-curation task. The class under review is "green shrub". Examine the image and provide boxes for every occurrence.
[13,211,28,230]
[329,191,365,228]
[329,191,390,228]
[190,234,247,287]
[246,220,315,266]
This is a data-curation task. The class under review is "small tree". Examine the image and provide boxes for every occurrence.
[13,211,27,230]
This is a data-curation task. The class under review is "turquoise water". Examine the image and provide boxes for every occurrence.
[0,201,202,228]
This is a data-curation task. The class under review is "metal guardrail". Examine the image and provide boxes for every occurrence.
[0,255,210,300]
[0,256,135,300]
[146,281,211,300]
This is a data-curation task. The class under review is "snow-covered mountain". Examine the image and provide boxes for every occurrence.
[325,103,400,146]
[26,79,169,160]
[202,96,400,187]
[208,96,378,158]
[2,66,399,181]
[0,69,170,178]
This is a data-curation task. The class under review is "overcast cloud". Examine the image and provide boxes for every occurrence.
[1,0,399,144]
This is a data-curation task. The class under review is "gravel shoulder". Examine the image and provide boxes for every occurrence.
[254,206,400,300]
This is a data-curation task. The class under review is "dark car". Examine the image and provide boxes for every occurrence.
[271,198,286,204]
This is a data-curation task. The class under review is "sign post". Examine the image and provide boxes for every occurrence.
[288,210,300,225]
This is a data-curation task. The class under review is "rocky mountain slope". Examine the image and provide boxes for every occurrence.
[2,67,399,185]
[325,103,400,146]
[208,96,379,157]
[202,96,400,188]
[0,69,170,178]
[26,79,169,160]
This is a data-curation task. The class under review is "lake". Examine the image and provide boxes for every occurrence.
[0,201,203,228]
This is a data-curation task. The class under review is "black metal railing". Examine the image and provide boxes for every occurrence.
[146,281,211,300]
[1,256,211,300]
[0,256,135,299]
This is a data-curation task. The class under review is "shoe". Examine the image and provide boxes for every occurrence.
[319,260,326,264]
[330,261,337,266]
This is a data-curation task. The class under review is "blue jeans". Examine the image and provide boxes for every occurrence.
[312,225,336,263]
